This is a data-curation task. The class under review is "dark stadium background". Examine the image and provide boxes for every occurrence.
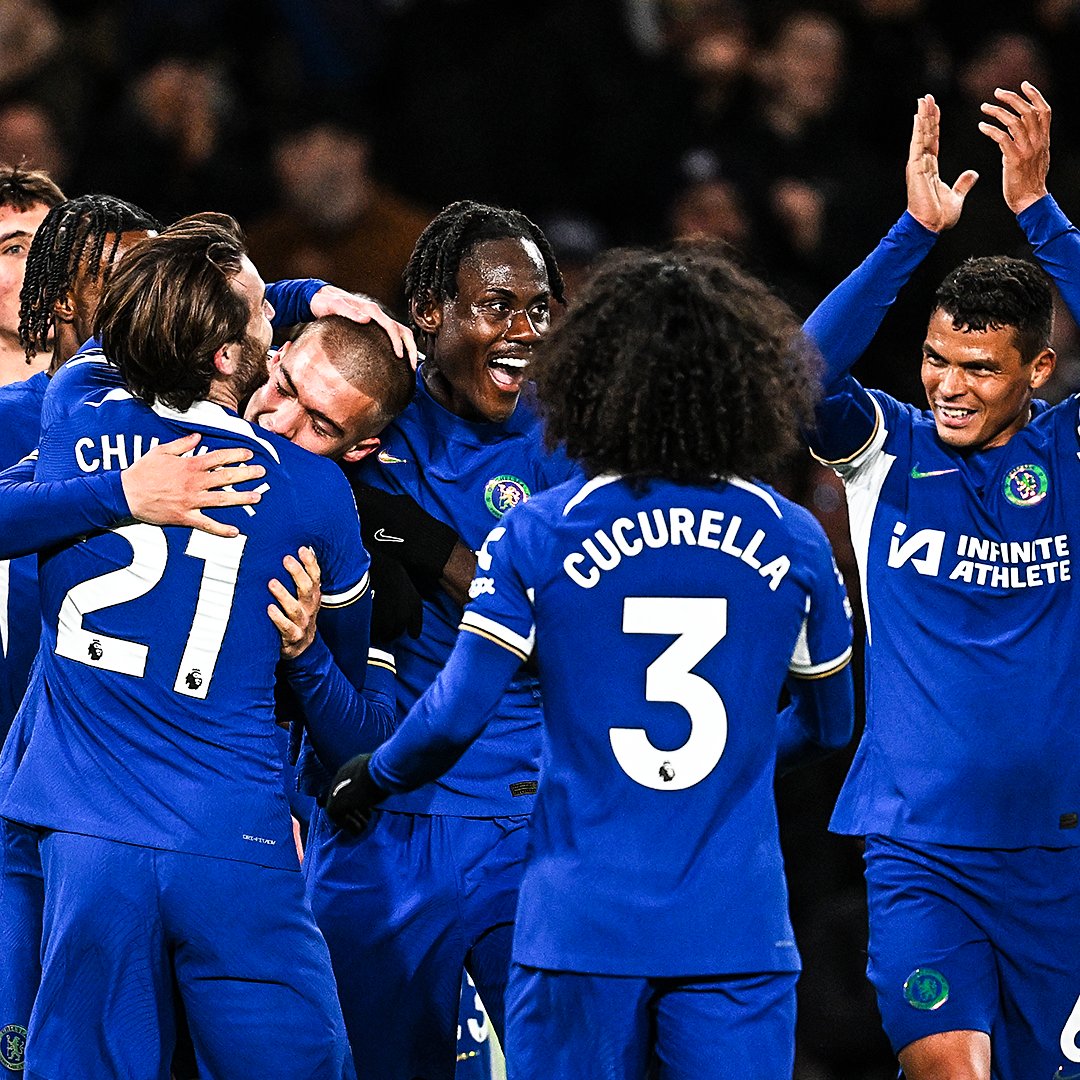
[5,1,1077,1075]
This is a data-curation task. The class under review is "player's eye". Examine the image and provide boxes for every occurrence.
[1,242,26,256]
[529,302,550,322]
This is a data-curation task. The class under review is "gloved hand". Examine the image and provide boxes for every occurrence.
[326,753,388,834]
[352,482,459,594]
[368,548,423,643]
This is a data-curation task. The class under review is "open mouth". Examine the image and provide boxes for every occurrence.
[934,403,977,427]
[487,355,529,391]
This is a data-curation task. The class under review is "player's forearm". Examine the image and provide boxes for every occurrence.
[804,213,938,394]
[776,668,855,775]
[0,457,128,558]
[369,631,519,793]
[1018,194,1080,323]
[282,635,397,770]
[265,278,329,328]
[440,541,477,607]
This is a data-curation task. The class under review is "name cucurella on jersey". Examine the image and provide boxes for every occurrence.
[888,521,1071,588]
[563,507,791,591]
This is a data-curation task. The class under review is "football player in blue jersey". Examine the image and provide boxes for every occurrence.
[264,200,576,1080]
[801,86,1080,1080]
[325,243,855,1079]
[0,194,420,1075]
[0,217,389,1079]
[0,193,161,1077]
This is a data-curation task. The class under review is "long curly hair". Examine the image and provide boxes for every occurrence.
[531,243,820,485]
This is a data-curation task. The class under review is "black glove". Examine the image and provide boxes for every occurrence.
[368,548,423,643]
[352,482,459,594]
[326,753,388,834]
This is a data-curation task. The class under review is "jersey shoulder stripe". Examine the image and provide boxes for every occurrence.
[150,399,281,463]
[561,473,620,516]
[724,476,784,518]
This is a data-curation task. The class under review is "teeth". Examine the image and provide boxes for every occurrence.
[939,406,973,418]
[492,357,529,369]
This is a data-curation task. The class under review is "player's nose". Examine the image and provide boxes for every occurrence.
[261,401,301,439]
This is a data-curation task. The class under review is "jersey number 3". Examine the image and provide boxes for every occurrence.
[611,596,728,791]
[55,523,246,700]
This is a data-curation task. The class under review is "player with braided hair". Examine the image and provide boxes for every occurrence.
[326,244,855,1078]
[281,200,577,1079]
[0,165,64,386]
[18,194,162,375]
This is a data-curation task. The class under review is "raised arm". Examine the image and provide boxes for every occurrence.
[267,279,418,368]
[981,82,1080,321]
[804,95,977,392]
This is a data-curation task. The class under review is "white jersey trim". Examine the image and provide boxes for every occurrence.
[367,646,396,674]
[817,395,887,474]
[65,348,107,368]
[725,476,783,519]
[562,474,621,516]
[151,399,282,464]
[322,570,369,609]
[460,610,535,660]
[836,399,894,648]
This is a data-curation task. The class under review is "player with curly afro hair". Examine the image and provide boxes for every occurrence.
[531,242,821,485]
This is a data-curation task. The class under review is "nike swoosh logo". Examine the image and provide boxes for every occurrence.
[374,529,405,543]
[378,450,407,464]
[910,464,960,479]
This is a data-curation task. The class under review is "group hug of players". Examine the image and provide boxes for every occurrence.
[0,79,1077,1080]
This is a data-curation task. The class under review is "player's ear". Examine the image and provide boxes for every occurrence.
[411,292,441,336]
[1029,347,1056,390]
[52,289,76,324]
[213,341,242,376]
[341,436,380,464]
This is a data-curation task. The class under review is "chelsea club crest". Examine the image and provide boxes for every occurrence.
[1003,463,1049,507]
[484,475,530,519]
[0,1024,27,1071]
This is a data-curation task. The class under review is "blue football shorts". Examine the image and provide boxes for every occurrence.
[506,964,798,1080]
[29,830,352,1080]
[304,805,527,1080]
[864,834,1080,1079]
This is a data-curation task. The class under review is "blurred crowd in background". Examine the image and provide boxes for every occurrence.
[3,1,1079,1076]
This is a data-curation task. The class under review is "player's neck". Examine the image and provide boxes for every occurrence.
[208,377,242,414]
[0,334,47,386]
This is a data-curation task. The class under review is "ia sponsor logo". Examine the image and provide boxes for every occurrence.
[887,522,945,577]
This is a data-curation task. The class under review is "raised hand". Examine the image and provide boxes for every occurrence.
[308,285,419,368]
[906,94,979,233]
[978,81,1051,215]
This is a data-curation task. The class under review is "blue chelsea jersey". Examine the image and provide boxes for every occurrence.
[0,371,48,743]
[822,387,1080,847]
[1,357,370,869]
[356,370,578,815]
[453,474,852,975]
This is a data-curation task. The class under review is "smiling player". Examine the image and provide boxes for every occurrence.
[804,87,1080,1080]
[287,200,578,1080]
